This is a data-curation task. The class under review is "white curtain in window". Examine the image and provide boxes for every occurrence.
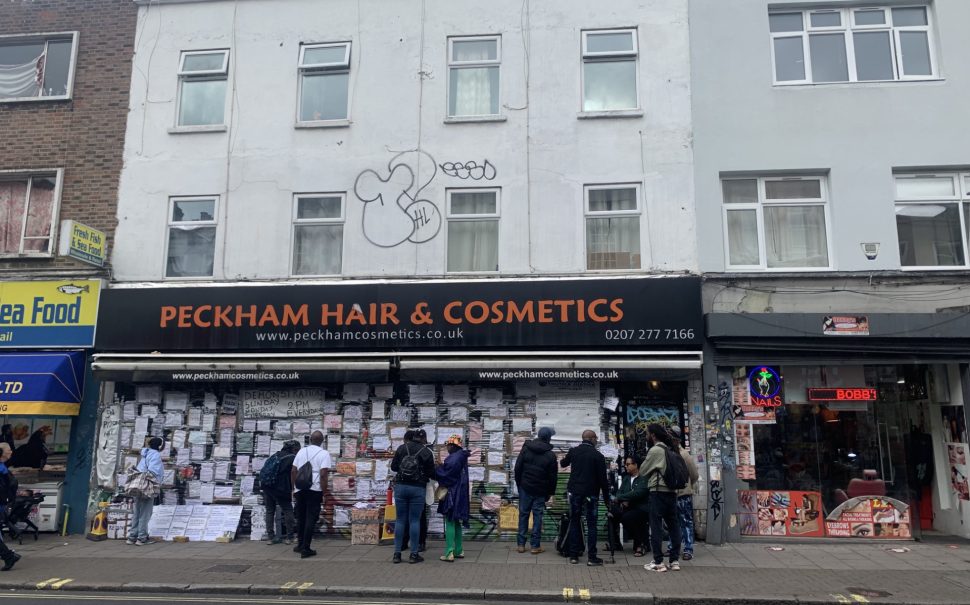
[0,54,43,98]
[167,226,216,277]
[0,182,27,253]
[451,43,495,116]
[585,217,641,270]
[448,220,498,272]
[293,224,342,275]
[726,209,759,265]
[765,205,828,267]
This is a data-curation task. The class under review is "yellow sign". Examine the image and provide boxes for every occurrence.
[58,220,106,267]
[0,280,101,347]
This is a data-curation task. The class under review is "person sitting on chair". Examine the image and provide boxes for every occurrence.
[613,455,650,557]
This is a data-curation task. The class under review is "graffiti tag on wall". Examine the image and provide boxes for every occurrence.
[354,150,442,248]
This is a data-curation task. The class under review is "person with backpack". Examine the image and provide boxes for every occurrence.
[560,430,610,566]
[390,429,435,564]
[667,426,699,560]
[435,435,470,562]
[261,440,300,545]
[0,443,21,570]
[290,431,331,559]
[127,436,164,546]
[639,424,687,572]
[513,426,558,554]
[401,429,430,553]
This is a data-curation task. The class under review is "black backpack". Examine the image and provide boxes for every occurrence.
[0,471,17,506]
[662,446,690,491]
[396,443,424,483]
[294,450,321,491]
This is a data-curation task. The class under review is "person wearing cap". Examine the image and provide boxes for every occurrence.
[435,434,470,562]
[667,426,699,560]
[513,426,558,554]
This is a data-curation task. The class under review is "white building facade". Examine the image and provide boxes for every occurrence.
[692,0,970,542]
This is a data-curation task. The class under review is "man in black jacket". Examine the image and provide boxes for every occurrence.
[561,430,610,566]
[514,427,558,554]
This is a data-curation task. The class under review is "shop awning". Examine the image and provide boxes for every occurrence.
[0,351,85,415]
[91,354,390,383]
[397,351,703,381]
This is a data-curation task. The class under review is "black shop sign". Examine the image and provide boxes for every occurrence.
[96,277,702,352]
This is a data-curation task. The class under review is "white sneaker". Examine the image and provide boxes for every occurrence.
[644,562,667,572]
[669,561,681,571]
[125,538,137,545]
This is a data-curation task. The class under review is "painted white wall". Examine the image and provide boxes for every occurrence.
[113,0,695,281]
[690,0,970,274]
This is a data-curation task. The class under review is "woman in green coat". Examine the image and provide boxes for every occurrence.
[614,456,650,556]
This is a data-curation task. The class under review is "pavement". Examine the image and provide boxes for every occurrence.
[0,534,969,604]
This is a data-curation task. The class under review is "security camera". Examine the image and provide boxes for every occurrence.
[861,242,880,261]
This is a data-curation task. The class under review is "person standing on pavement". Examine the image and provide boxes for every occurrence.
[127,436,164,546]
[391,428,435,564]
[667,426,698,560]
[560,430,610,566]
[640,424,682,572]
[0,443,21,570]
[401,429,431,553]
[291,431,331,559]
[436,435,470,562]
[262,440,300,545]
[514,426,558,554]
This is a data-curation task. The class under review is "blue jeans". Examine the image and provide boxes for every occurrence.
[668,495,694,554]
[517,490,546,548]
[568,494,598,559]
[128,495,154,541]
[393,483,425,556]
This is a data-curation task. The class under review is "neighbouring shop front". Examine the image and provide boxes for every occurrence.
[0,279,102,534]
[90,276,706,543]
[705,313,970,543]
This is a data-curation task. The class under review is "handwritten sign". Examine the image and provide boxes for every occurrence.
[241,388,327,418]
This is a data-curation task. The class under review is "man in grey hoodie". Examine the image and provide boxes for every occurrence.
[127,437,164,546]
[514,427,558,554]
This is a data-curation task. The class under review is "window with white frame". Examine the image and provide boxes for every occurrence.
[166,196,217,277]
[581,29,638,112]
[0,170,61,256]
[0,32,77,101]
[894,173,970,268]
[292,193,344,275]
[769,6,935,84]
[585,185,641,270]
[446,189,499,272]
[176,50,229,127]
[721,176,831,269]
[298,42,351,123]
[448,36,500,117]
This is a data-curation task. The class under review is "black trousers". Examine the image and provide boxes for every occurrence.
[617,507,649,549]
[649,492,681,564]
[294,490,323,551]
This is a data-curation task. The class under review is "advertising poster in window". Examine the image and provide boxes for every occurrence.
[738,490,824,538]
[948,444,969,501]
[825,497,911,539]
[732,375,777,424]
[735,422,756,480]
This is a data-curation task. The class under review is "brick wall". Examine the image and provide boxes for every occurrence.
[0,0,136,274]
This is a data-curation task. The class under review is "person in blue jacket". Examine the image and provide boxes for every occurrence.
[0,443,22,570]
[436,435,470,562]
[127,437,164,546]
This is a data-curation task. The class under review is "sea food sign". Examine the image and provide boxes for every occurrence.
[0,280,101,347]
[95,277,703,352]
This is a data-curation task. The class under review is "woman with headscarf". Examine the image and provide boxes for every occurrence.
[435,434,470,562]
[8,430,48,469]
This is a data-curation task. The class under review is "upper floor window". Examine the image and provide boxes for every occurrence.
[298,42,351,123]
[895,173,970,269]
[0,32,77,101]
[446,189,499,272]
[292,193,344,275]
[769,6,935,84]
[585,184,641,270]
[447,36,500,118]
[0,170,61,256]
[581,29,638,112]
[177,50,229,127]
[166,196,217,278]
[722,176,831,270]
